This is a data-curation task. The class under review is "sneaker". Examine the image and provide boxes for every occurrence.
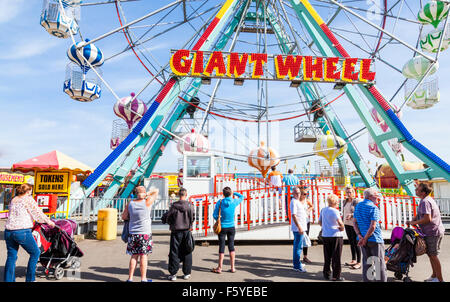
[424,276,437,282]
[332,277,345,282]
[293,267,307,273]
[183,274,191,280]
[302,257,312,264]
[168,275,177,281]
[426,278,440,282]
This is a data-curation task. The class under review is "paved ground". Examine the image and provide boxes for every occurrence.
[1,222,449,282]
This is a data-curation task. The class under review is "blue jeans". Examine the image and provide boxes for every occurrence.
[293,232,305,270]
[4,229,41,282]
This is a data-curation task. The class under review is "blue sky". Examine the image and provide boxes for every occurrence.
[0,0,449,177]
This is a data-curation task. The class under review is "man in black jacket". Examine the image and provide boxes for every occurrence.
[165,187,194,281]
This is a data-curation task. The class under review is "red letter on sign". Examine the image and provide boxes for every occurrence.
[227,52,248,78]
[303,56,323,81]
[249,53,268,78]
[324,57,341,82]
[342,58,359,82]
[204,51,226,77]
[192,51,204,76]
[359,59,376,82]
[274,55,302,80]
[170,49,192,76]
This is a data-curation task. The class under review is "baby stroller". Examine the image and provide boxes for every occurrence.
[32,219,84,280]
[385,226,422,282]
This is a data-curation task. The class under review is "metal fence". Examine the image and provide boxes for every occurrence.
[69,197,174,224]
[436,198,450,218]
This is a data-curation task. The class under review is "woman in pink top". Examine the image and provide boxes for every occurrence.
[3,183,55,282]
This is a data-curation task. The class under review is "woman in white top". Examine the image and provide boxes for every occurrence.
[319,194,345,281]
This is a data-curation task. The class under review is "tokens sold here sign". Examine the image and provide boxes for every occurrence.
[35,172,69,193]
[170,50,376,84]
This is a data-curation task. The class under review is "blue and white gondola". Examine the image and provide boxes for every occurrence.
[67,39,104,72]
[40,0,79,39]
[63,63,102,102]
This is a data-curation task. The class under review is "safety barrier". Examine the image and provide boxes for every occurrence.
[189,181,425,237]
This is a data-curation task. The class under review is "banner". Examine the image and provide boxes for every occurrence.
[0,172,25,185]
[170,50,376,84]
[35,172,69,193]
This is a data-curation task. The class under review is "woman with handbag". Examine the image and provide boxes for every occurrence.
[121,186,158,282]
[211,187,244,274]
[298,186,314,264]
[166,187,195,281]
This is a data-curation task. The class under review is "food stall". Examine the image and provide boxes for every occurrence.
[12,150,92,218]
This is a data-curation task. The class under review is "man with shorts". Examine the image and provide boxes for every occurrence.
[407,182,445,282]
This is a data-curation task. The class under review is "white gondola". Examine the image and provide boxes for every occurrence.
[405,77,440,109]
[63,63,102,102]
[40,0,80,38]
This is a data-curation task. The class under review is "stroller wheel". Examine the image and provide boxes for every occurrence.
[403,277,412,282]
[54,267,65,280]
[71,257,81,269]
[394,272,403,280]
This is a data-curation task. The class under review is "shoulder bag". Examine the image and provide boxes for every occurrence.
[213,199,223,235]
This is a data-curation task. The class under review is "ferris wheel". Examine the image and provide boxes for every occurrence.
[39,0,450,208]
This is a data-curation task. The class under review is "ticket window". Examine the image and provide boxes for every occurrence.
[186,156,211,178]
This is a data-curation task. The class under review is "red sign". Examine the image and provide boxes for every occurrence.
[170,50,376,84]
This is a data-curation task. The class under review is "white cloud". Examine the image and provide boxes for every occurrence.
[28,118,58,129]
[0,0,25,23]
[0,37,61,60]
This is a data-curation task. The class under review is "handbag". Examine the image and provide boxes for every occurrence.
[317,229,323,243]
[121,220,130,243]
[121,201,130,243]
[415,234,427,256]
[302,233,312,248]
[213,199,222,235]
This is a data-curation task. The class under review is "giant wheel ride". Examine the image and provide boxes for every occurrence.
[40,0,450,214]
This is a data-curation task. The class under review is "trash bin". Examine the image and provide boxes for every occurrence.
[97,208,118,240]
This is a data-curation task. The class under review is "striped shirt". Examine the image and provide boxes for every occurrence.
[353,199,383,243]
[283,174,299,189]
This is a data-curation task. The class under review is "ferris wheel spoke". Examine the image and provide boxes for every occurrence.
[80,0,184,48]
[79,0,139,7]
[331,31,402,73]
[327,0,436,62]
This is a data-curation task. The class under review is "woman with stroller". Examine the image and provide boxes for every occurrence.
[211,187,244,274]
[121,186,158,282]
[3,183,55,282]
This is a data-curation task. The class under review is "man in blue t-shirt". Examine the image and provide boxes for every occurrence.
[353,187,387,282]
